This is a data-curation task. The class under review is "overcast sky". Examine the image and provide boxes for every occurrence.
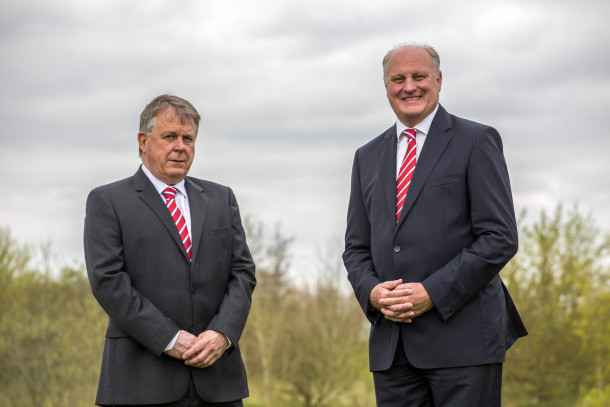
[1,0,609,278]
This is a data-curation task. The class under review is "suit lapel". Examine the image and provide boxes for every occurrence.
[185,178,208,263]
[396,106,453,230]
[379,125,399,223]
[134,167,191,261]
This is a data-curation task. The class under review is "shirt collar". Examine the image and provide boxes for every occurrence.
[395,104,440,141]
[141,164,188,198]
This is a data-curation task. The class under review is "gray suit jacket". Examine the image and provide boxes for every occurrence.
[84,167,256,405]
[343,105,527,371]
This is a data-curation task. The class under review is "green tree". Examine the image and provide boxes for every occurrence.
[240,224,372,407]
[503,205,610,406]
[0,227,106,406]
[241,220,296,405]
[279,244,369,407]
[575,288,610,402]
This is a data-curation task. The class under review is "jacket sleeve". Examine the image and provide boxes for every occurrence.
[84,187,180,355]
[422,127,519,321]
[205,188,256,345]
[343,151,383,324]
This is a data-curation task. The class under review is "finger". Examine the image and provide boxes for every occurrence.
[183,341,208,359]
[380,306,414,319]
[396,283,416,290]
[185,347,210,365]
[380,288,413,299]
[378,294,414,306]
[379,304,413,315]
[386,309,415,320]
[182,347,196,359]
[201,350,222,367]
[187,346,221,368]
[380,279,403,289]
[383,312,415,322]
[385,314,413,323]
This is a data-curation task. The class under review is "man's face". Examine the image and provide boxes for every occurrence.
[138,107,197,185]
[385,47,442,128]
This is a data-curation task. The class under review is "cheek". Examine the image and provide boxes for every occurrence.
[388,85,401,96]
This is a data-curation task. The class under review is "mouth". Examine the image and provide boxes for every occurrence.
[402,96,421,102]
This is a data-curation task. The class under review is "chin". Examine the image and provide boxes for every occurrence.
[166,172,188,181]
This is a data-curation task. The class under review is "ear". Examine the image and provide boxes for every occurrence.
[137,132,147,153]
[437,71,443,92]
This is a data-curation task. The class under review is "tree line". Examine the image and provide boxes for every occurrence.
[0,204,608,406]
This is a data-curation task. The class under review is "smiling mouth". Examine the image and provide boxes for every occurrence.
[402,96,420,101]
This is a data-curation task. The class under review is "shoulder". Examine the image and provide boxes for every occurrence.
[186,176,230,192]
[442,110,505,155]
[356,125,395,154]
[185,177,236,201]
[434,108,502,150]
[450,113,496,133]
[432,104,497,135]
[88,175,135,197]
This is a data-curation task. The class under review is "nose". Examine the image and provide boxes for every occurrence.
[173,136,186,151]
[403,78,417,93]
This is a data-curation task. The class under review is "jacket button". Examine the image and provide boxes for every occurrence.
[393,246,401,253]
[192,287,198,294]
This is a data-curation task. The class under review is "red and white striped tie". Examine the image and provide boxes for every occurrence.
[396,129,417,222]
[162,187,192,260]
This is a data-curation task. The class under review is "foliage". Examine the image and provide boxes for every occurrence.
[0,227,106,406]
[578,385,610,407]
[240,220,373,407]
[502,205,610,407]
[1,203,609,406]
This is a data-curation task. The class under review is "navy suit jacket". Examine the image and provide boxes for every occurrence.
[84,167,256,405]
[343,105,527,371]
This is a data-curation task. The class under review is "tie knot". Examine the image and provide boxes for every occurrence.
[162,187,178,200]
[402,128,416,141]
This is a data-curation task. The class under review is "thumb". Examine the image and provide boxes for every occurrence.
[381,279,403,290]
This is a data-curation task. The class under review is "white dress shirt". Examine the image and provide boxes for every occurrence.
[141,164,191,351]
[141,164,231,352]
[395,104,439,179]
[141,164,192,235]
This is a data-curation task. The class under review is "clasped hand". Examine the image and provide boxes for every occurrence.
[370,279,434,323]
[164,329,228,368]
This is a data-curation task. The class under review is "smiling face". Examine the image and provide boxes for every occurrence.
[138,107,197,185]
[384,46,442,128]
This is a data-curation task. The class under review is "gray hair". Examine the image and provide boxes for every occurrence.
[382,42,441,82]
[139,94,201,156]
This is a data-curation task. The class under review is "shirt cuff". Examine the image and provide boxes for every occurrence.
[165,331,180,351]
[165,331,232,352]
[225,334,232,349]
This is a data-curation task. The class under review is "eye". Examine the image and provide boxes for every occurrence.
[391,76,405,84]
[183,136,194,144]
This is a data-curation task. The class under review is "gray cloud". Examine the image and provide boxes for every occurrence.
[1,0,609,272]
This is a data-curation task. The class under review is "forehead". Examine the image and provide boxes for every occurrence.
[386,47,435,73]
[154,107,196,132]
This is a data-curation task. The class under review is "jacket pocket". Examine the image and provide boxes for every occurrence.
[430,172,464,187]
[209,225,231,240]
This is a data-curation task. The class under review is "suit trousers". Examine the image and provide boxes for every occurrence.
[102,376,244,407]
[372,333,502,407]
